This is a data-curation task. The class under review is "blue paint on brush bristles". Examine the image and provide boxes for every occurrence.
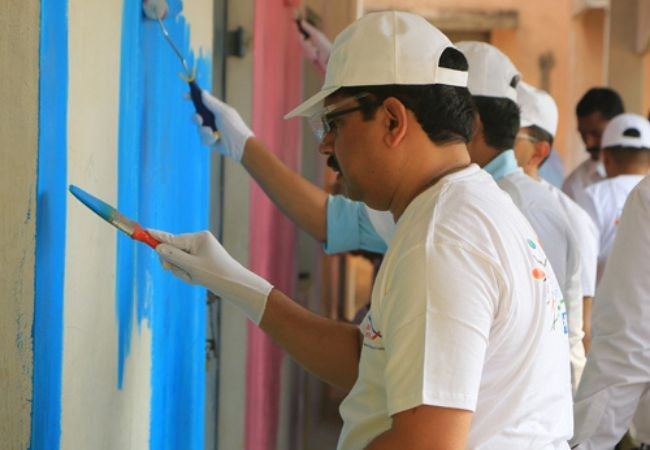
[69,185,116,223]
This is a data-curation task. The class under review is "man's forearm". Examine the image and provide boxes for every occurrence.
[241,137,329,242]
[259,288,361,391]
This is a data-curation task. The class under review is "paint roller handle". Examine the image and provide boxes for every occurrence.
[295,18,310,39]
[132,224,160,249]
[189,80,219,136]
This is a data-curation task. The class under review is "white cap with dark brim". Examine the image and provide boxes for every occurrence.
[455,41,520,102]
[517,81,559,137]
[602,113,650,149]
[284,11,468,119]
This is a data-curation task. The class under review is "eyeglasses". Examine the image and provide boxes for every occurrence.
[516,132,540,143]
[308,93,372,140]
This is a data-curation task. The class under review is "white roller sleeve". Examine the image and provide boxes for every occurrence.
[142,0,168,20]
[150,230,273,325]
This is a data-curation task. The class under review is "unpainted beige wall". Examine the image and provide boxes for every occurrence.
[609,0,650,115]
[218,0,254,447]
[566,9,607,169]
[0,1,39,449]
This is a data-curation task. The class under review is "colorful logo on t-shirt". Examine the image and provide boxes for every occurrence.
[363,314,383,341]
[526,237,569,335]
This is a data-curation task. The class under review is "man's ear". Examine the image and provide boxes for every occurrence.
[381,97,408,147]
[530,141,551,167]
[602,148,616,177]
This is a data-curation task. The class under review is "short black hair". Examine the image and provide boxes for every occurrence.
[334,47,476,145]
[603,146,650,167]
[473,96,521,151]
[576,87,625,119]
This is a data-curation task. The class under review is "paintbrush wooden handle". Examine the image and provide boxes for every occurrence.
[132,225,160,249]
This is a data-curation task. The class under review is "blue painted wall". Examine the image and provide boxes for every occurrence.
[118,0,210,448]
[33,0,211,448]
[32,0,68,448]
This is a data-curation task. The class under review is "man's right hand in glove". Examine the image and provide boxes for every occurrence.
[151,229,273,325]
[194,90,253,162]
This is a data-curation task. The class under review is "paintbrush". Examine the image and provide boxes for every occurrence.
[69,185,160,249]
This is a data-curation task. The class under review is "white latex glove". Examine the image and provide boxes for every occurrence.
[150,229,273,325]
[297,19,331,76]
[194,90,253,162]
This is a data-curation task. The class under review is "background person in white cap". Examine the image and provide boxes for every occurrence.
[515,81,598,362]
[563,88,625,206]
[575,113,650,283]
[571,173,650,450]
[455,41,583,393]
[152,11,572,449]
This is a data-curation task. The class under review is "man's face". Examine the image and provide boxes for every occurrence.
[513,127,537,168]
[577,111,609,159]
[317,94,384,204]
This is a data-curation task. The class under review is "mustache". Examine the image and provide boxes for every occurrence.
[327,155,341,173]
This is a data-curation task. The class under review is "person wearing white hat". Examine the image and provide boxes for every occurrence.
[570,173,650,450]
[455,41,582,392]
[562,88,625,206]
[152,11,572,449]
[575,113,650,282]
[515,82,599,370]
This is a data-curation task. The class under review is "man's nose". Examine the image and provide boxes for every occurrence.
[319,132,334,155]
[584,134,599,149]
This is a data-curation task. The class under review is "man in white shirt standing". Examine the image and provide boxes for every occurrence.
[514,81,598,380]
[576,113,650,282]
[151,11,573,449]
[563,88,625,205]
[456,41,583,392]
[571,174,650,450]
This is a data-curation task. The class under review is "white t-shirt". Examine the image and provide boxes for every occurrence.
[337,165,572,450]
[562,158,606,206]
[541,179,599,298]
[497,169,585,390]
[572,175,650,445]
[578,174,645,282]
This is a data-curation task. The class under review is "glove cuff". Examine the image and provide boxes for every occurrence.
[208,271,273,325]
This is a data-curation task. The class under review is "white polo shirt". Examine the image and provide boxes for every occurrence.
[572,175,650,447]
[541,179,599,297]
[578,174,645,282]
[562,158,607,206]
[338,165,572,450]
[487,151,585,391]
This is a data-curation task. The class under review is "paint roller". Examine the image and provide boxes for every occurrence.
[142,0,220,140]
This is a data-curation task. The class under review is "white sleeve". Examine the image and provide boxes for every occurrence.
[380,243,498,415]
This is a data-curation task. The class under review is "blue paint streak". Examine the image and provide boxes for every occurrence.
[31,0,68,448]
[119,0,209,448]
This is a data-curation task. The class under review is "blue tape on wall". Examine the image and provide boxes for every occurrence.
[118,0,210,448]
[32,1,68,449]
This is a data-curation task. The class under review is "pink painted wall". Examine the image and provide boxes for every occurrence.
[246,0,302,448]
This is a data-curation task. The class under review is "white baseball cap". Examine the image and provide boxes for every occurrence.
[517,81,559,137]
[455,41,520,102]
[601,113,650,149]
[284,11,469,119]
